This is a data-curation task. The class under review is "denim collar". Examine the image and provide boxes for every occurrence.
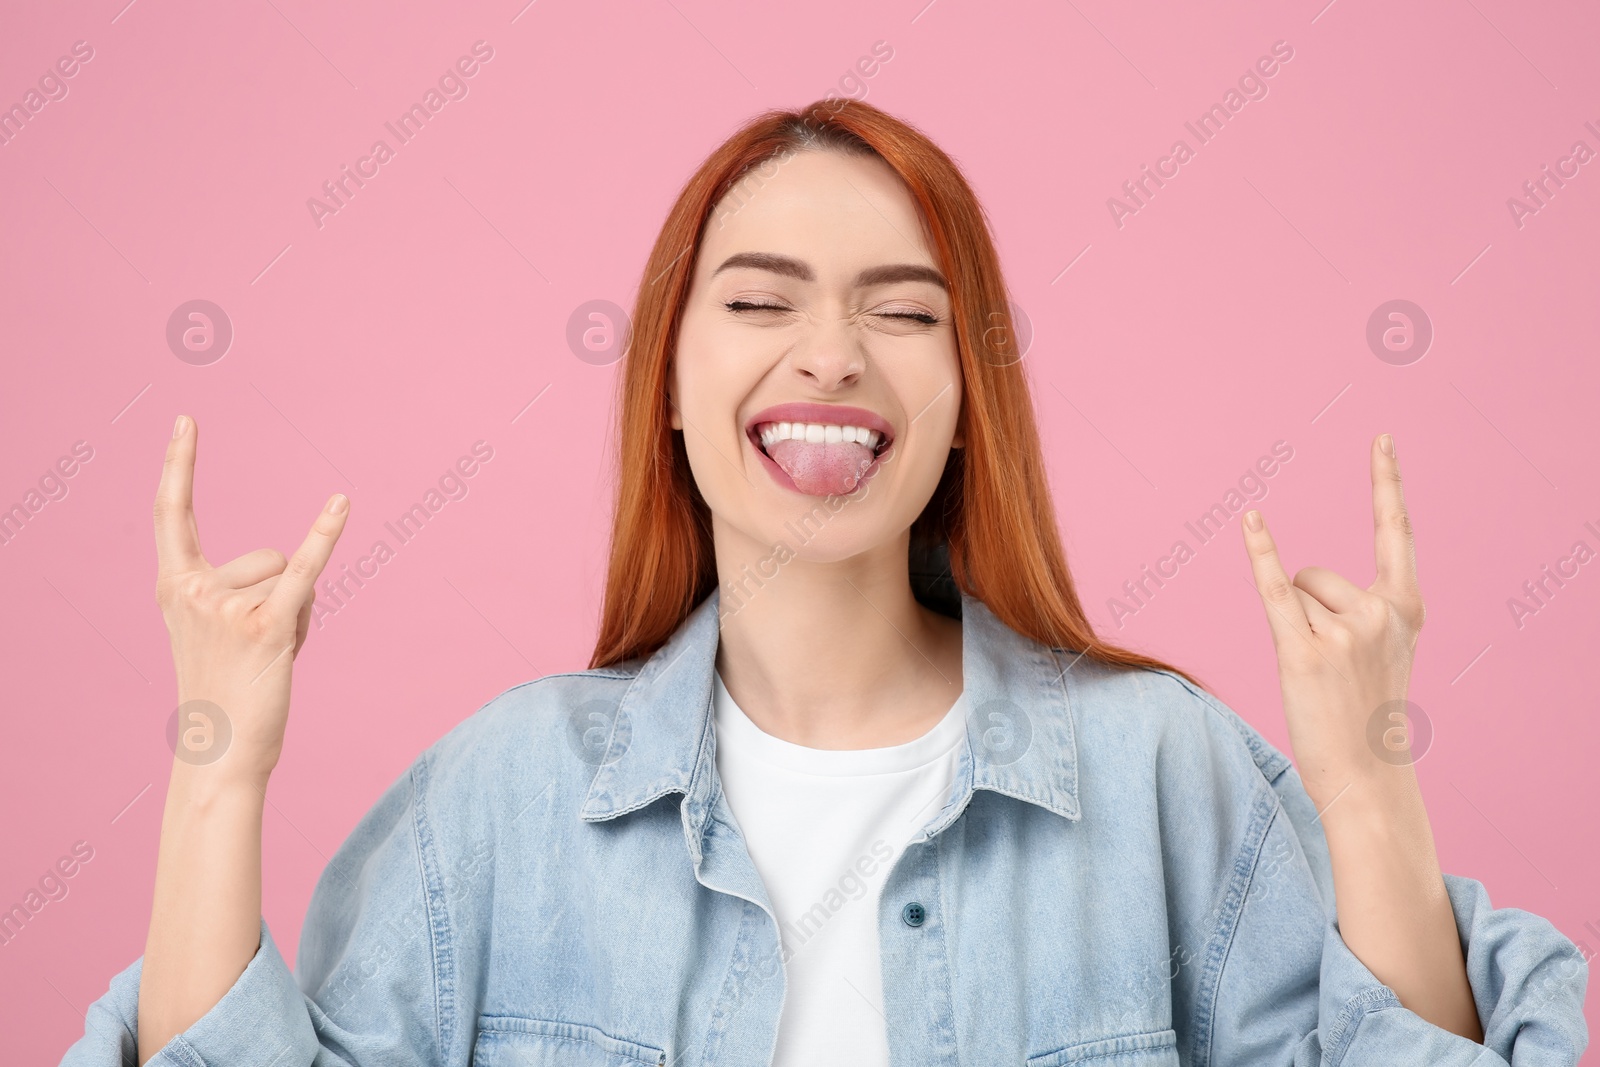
[578,587,1083,847]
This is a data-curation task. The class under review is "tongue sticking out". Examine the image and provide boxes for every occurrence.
[767,439,877,496]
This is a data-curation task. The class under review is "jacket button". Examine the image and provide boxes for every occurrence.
[901,901,926,927]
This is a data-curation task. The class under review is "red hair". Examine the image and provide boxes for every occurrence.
[588,97,1203,691]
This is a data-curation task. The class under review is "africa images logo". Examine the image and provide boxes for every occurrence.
[306,41,495,229]
[1106,40,1296,228]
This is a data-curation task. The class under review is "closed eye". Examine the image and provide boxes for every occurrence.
[882,309,940,325]
[724,300,940,326]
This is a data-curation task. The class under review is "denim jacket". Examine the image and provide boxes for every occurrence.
[61,588,1589,1066]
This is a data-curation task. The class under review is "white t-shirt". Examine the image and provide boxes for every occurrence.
[711,671,967,1066]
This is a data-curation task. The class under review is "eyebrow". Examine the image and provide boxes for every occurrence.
[710,251,948,291]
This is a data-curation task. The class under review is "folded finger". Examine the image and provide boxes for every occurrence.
[212,548,289,590]
[1293,565,1363,616]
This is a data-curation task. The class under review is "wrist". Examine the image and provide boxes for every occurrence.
[165,759,270,813]
[1317,763,1441,867]
[1309,753,1418,818]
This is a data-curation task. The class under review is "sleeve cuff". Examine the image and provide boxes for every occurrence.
[1313,915,1502,1064]
[1313,874,1589,1065]
[143,919,319,1067]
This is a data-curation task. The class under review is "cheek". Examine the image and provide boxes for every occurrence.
[677,306,756,381]
[890,364,963,495]
[895,418,958,503]
[674,328,748,432]
[902,355,964,445]
[670,326,755,496]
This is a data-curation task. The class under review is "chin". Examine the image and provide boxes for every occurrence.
[746,506,910,562]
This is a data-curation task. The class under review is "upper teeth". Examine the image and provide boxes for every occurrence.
[758,422,884,450]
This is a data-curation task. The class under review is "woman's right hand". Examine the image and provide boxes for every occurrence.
[138,414,349,1064]
[154,413,349,788]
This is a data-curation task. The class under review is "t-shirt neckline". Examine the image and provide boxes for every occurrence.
[712,671,968,777]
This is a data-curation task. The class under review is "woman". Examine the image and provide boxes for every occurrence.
[64,99,1586,1066]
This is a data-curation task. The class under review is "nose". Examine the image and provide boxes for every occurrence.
[791,321,865,391]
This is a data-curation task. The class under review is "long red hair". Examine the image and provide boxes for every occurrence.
[588,97,1204,691]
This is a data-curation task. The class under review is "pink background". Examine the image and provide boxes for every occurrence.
[3,0,1597,1060]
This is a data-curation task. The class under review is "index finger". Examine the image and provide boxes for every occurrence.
[264,494,350,619]
[1370,433,1419,597]
[155,415,205,577]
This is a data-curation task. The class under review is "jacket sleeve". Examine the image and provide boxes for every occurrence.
[57,759,450,1067]
[1211,754,1591,1065]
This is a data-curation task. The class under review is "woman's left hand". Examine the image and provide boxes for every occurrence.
[1241,432,1426,815]
[1239,433,1484,1043]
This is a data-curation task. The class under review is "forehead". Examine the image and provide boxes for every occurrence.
[697,148,937,279]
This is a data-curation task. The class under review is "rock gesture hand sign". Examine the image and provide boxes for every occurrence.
[153,414,350,787]
[1242,432,1425,815]
[1240,432,1483,1043]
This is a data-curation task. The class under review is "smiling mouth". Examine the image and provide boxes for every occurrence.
[751,420,891,458]
[747,419,895,496]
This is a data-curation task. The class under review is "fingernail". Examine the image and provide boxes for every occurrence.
[1245,510,1262,531]
[328,493,349,515]
[1380,433,1394,457]
[172,415,188,439]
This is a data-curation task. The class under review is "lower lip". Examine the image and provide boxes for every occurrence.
[748,433,889,497]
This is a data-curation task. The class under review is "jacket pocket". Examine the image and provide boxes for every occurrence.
[472,1015,667,1066]
[1026,1026,1180,1066]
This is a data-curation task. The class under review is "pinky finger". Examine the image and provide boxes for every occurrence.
[1242,509,1311,649]
[265,494,350,620]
